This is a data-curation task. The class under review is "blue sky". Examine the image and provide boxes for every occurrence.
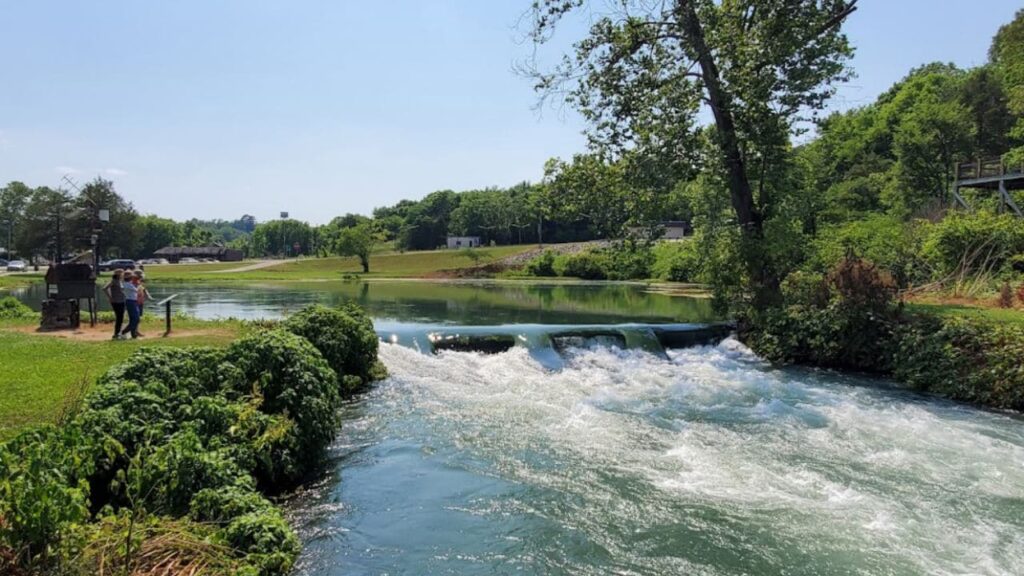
[0,1,1020,223]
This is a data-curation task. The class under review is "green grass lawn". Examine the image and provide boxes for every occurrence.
[142,245,535,282]
[907,302,1024,325]
[0,318,241,439]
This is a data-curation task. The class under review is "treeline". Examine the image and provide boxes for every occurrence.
[0,178,257,261]
[0,168,691,263]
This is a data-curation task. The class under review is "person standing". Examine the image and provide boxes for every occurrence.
[121,271,142,339]
[135,272,150,337]
[102,269,126,340]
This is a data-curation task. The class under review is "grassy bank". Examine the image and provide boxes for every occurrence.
[142,245,534,282]
[0,316,242,439]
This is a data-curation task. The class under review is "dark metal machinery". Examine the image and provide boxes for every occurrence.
[41,263,97,329]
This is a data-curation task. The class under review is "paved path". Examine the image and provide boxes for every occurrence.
[203,259,289,274]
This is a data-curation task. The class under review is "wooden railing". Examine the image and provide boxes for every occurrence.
[956,157,1024,181]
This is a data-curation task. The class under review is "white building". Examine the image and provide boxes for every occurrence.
[447,236,481,249]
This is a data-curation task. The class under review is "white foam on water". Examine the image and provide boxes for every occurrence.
[369,340,1024,575]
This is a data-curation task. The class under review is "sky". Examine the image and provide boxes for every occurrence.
[0,1,1020,224]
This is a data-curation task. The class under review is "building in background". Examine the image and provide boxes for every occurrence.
[154,246,244,263]
[446,236,481,249]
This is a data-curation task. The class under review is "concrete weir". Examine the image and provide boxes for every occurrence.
[379,323,734,369]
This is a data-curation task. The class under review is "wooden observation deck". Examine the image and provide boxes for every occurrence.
[952,157,1024,216]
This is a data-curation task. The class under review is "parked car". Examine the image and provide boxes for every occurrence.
[0,258,8,268]
[6,260,27,272]
[178,257,200,264]
[97,259,137,272]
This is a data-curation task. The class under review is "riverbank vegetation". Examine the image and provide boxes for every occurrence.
[524,2,1024,410]
[0,303,383,575]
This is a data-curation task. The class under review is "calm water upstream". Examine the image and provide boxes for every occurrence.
[14,281,1024,574]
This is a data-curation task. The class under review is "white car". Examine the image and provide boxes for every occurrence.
[178,257,200,264]
[6,260,27,272]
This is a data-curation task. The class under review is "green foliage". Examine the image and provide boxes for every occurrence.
[991,9,1024,164]
[225,330,341,485]
[251,219,314,257]
[282,304,384,394]
[525,250,558,277]
[809,215,930,287]
[0,426,94,568]
[893,316,1024,410]
[222,509,301,576]
[744,258,899,371]
[920,211,1024,278]
[0,304,384,574]
[555,251,609,280]
[0,296,33,319]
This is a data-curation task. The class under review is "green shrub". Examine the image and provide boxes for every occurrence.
[0,427,94,569]
[525,250,558,277]
[1,303,386,575]
[603,245,653,280]
[282,304,383,393]
[652,241,700,282]
[223,509,300,576]
[0,296,33,320]
[921,211,1024,278]
[190,486,275,524]
[893,316,1024,410]
[226,329,342,486]
[136,430,251,516]
[556,251,609,280]
[744,258,899,372]
[809,215,929,287]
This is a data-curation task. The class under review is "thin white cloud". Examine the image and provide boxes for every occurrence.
[56,166,81,175]
[104,168,128,176]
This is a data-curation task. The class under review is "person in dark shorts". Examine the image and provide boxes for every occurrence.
[102,269,126,339]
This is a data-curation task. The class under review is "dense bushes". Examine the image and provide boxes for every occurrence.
[0,303,385,575]
[0,296,33,320]
[920,211,1024,278]
[745,255,1024,411]
[282,303,385,393]
[744,258,900,372]
[523,241,695,282]
[893,316,1024,409]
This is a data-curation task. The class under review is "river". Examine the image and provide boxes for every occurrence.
[12,280,1024,574]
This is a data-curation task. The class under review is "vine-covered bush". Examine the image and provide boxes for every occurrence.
[0,296,33,320]
[282,304,385,393]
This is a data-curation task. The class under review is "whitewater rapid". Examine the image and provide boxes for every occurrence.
[291,339,1024,575]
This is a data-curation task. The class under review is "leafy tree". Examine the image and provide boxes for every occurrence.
[251,219,313,257]
[136,215,183,257]
[70,178,140,259]
[990,9,1024,164]
[889,77,974,213]
[335,220,378,273]
[0,181,32,257]
[528,0,858,305]
[16,187,73,262]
